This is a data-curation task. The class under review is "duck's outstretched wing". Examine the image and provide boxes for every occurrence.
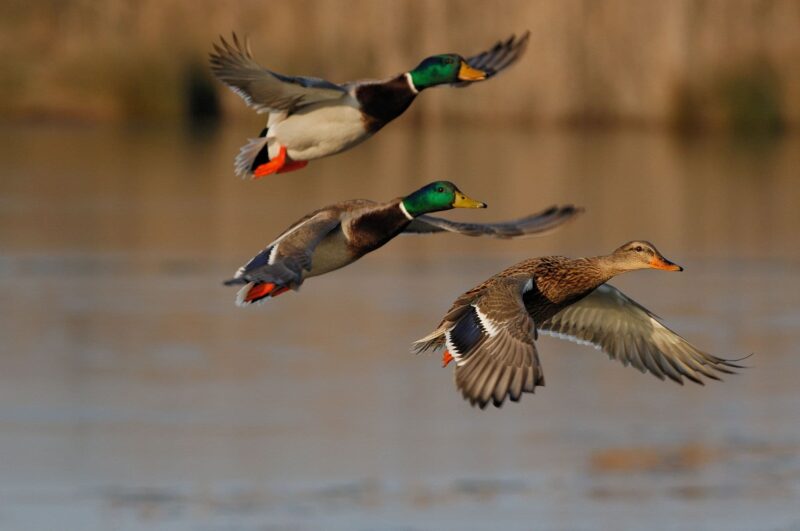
[414,278,544,409]
[404,205,581,238]
[451,31,531,87]
[209,33,349,113]
[538,284,748,384]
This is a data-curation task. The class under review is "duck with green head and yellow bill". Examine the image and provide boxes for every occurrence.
[209,32,529,179]
[223,181,581,305]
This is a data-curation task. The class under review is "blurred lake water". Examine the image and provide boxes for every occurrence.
[1,122,799,530]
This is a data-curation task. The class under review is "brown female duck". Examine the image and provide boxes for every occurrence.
[413,241,746,409]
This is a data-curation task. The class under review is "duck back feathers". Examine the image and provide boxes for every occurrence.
[345,201,411,253]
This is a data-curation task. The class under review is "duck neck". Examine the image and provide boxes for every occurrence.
[347,200,413,250]
[592,255,629,283]
[398,199,416,220]
[404,72,420,94]
[355,75,418,132]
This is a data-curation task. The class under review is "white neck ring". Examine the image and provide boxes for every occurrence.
[404,73,419,95]
[399,201,414,220]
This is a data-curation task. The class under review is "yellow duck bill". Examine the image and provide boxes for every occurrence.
[453,191,487,209]
[457,61,487,81]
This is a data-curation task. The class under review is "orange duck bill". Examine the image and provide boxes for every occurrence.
[650,256,683,271]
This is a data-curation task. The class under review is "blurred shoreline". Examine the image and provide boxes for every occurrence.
[2,0,799,134]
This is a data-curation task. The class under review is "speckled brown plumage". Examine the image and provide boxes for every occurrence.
[413,241,748,409]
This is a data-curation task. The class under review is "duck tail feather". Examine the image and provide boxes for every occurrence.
[411,328,447,354]
[235,136,270,178]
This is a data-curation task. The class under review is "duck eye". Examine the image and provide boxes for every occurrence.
[635,246,643,252]
[437,187,444,193]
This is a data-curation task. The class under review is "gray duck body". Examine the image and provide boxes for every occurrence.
[224,197,582,306]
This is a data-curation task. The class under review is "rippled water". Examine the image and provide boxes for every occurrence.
[1,123,799,530]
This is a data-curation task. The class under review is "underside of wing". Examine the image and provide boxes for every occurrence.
[404,205,581,238]
[538,284,747,385]
[209,33,349,113]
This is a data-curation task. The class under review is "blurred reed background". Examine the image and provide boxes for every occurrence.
[2,0,799,133]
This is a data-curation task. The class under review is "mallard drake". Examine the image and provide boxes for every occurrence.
[224,181,580,305]
[413,241,748,409]
[209,32,529,179]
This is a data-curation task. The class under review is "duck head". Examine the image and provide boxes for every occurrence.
[408,54,487,90]
[401,181,487,217]
[609,241,683,272]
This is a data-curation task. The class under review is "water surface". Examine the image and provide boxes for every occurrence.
[1,123,799,530]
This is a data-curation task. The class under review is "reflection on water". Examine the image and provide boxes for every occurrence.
[1,123,799,530]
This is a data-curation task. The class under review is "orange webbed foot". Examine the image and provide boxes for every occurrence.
[277,160,308,174]
[442,350,454,368]
[243,282,291,303]
[271,286,291,297]
[253,146,288,179]
[245,282,276,303]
